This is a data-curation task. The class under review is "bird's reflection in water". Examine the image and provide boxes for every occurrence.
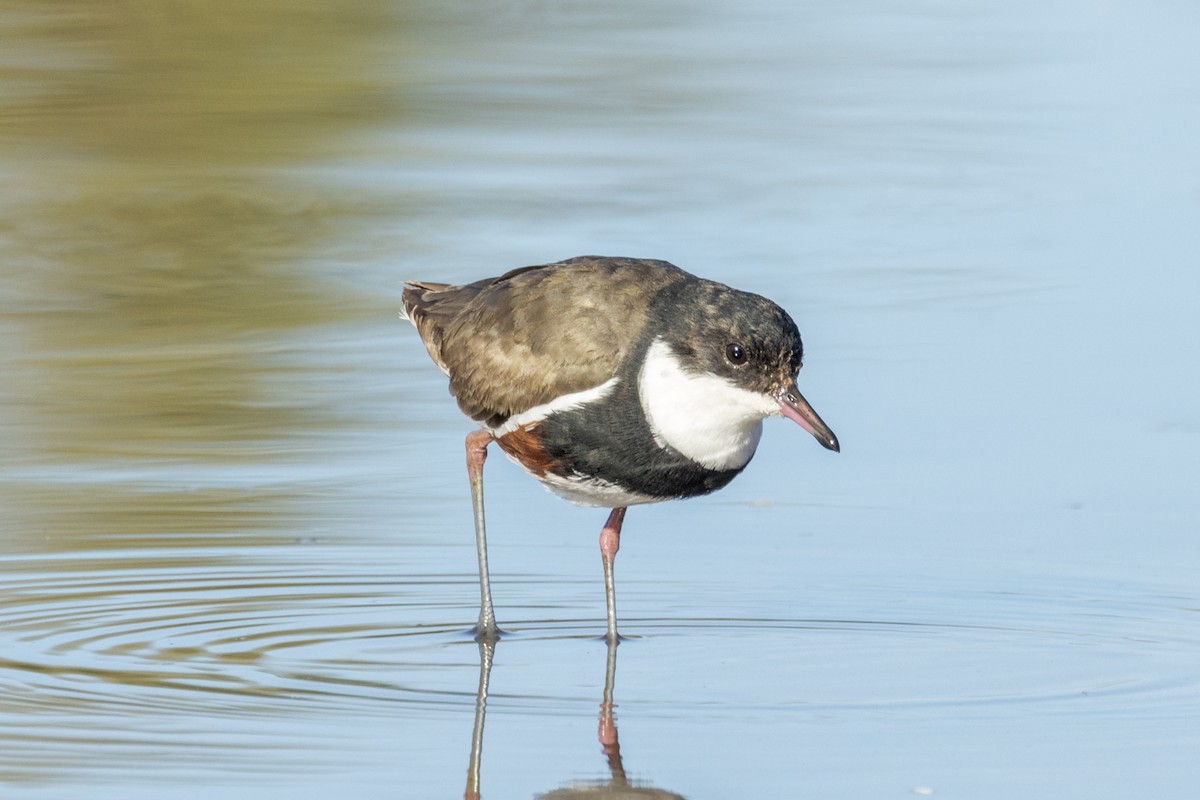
[463,638,683,800]
[464,638,493,800]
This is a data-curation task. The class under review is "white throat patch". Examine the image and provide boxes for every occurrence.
[637,338,776,471]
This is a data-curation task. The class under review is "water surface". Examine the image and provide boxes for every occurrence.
[1,1,1197,798]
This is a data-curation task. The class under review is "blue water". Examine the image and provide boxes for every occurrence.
[1,1,1197,798]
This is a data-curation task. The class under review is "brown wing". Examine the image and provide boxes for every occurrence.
[402,279,480,375]
[403,256,689,428]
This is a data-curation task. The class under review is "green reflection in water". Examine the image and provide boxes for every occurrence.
[0,0,408,164]
[1,1,411,551]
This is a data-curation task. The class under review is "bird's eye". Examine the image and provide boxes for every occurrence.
[725,343,747,365]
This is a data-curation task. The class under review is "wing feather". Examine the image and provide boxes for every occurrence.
[402,256,688,428]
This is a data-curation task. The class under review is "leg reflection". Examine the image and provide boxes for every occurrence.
[464,637,494,800]
[536,638,683,800]
[461,635,683,799]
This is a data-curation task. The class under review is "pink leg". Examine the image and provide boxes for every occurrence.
[466,429,498,640]
[466,428,491,481]
[600,507,627,642]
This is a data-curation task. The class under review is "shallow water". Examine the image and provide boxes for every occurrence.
[2,1,1198,798]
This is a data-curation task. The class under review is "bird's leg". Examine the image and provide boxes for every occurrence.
[599,507,627,643]
[466,429,499,641]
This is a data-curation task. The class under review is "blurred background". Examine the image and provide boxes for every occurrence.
[1,1,1197,798]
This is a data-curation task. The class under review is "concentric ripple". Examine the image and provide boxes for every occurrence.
[1,546,1196,792]
[0,548,482,720]
[2,550,1196,722]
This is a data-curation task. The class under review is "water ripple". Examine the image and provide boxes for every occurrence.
[2,550,1196,725]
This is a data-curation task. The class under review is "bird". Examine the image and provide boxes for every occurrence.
[401,255,839,642]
